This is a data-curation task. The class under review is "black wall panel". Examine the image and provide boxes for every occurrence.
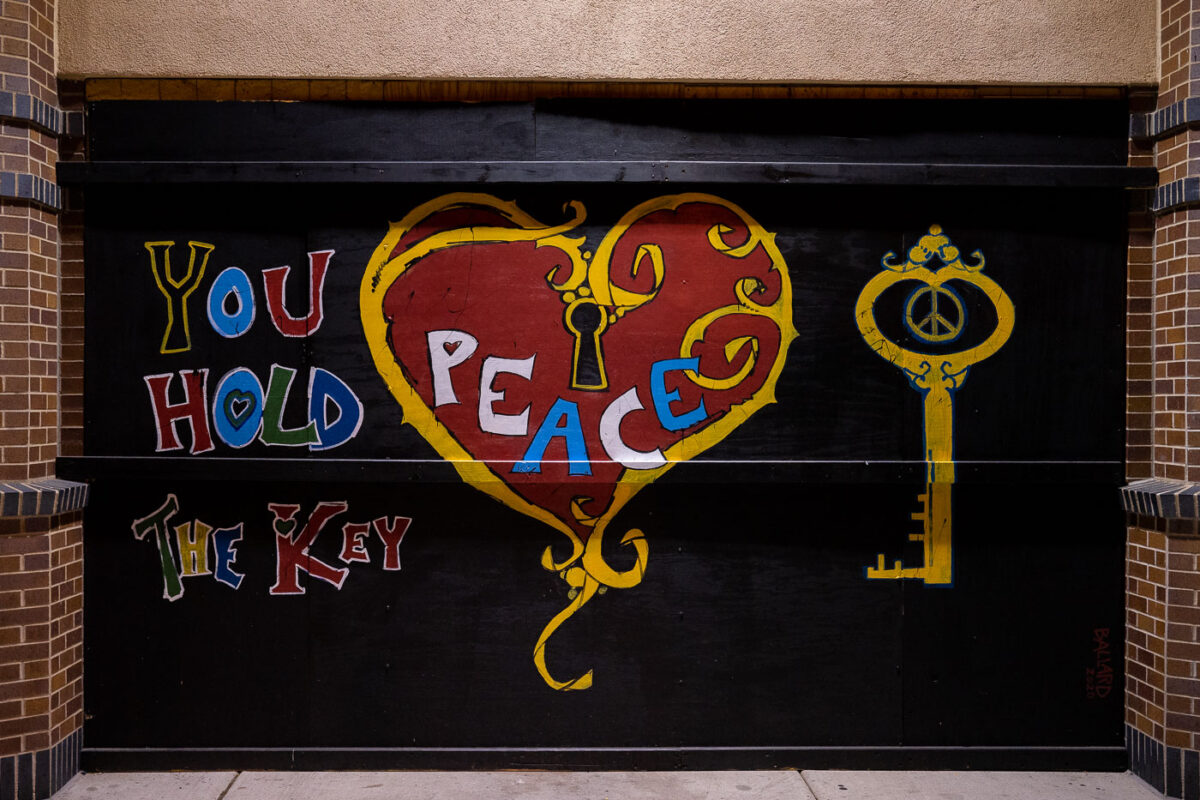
[69,100,1129,768]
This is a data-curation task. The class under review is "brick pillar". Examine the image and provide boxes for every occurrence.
[0,2,88,798]
[1122,1,1200,797]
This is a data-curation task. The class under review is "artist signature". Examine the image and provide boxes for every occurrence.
[1086,627,1113,700]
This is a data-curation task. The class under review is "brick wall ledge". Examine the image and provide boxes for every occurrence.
[1131,98,1200,144]
[0,478,88,518]
[0,171,61,211]
[1151,178,1196,214]
[1120,477,1200,518]
[0,91,76,137]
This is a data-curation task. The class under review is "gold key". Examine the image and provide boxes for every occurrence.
[854,225,1014,585]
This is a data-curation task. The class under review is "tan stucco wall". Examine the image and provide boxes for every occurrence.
[59,0,1156,85]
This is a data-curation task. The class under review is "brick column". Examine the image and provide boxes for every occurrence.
[0,2,88,798]
[1122,1,1200,797]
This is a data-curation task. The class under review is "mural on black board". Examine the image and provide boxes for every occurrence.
[78,99,1128,760]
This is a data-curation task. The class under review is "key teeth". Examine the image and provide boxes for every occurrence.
[866,553,894,578]
[911,494,929,523]
[866,556,933,581]
[870,480,941,580]
[866,554,908,579]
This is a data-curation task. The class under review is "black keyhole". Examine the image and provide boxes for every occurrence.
[568,301,607,390]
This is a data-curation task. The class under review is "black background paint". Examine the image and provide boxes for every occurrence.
[73,99,1127,766]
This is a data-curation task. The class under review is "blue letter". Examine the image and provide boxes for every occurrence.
[212,368,264,448]
[650,357,708,432]
[207,266,256,338]
[212,524,245,590]
[513,398,592,475]
[308,368,364,451]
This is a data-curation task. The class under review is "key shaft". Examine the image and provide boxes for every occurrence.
[920,370,956,485]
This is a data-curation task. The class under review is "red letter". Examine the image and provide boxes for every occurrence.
[338,522,371,565]
[269,501,349,595]
[373,516,412,571]
[144,370,214,454]
[262,250,332,337]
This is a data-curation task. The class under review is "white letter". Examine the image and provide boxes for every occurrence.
[426,330,478,407]
[600,387,666,469]
[479,355,535,436]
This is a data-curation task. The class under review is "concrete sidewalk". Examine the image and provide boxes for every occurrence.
[51,770,1161,799]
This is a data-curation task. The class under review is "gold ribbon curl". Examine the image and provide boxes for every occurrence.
[533,522,649,691]
[531,196,794,691]
[676,220,785,395]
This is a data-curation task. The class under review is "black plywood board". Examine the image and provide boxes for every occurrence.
[76,99,1129,765]
[81,182,1124,466]
[84,478,1121,750]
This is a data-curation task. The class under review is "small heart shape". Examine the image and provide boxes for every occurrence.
[223,390,257,429]
[273,518,296,538]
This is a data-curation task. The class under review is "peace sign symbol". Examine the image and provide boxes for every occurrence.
[904,283,966,343]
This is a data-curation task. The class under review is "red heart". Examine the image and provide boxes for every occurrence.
[361,192,794,689]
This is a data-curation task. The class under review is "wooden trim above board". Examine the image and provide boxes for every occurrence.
[82,78,1133,103]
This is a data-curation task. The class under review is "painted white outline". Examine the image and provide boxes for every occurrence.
[338,521,372,565]
[261,249,334,338]
[258,363,318,448]
[307,366,365,451]
[206,265,257,338]
[174,518,213,577]
[143,370,214,454]
[212,367,265,449]
[373,515,412,572]
[268,501,350,594]
[211,523,246,590]
[130,493,184,602]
